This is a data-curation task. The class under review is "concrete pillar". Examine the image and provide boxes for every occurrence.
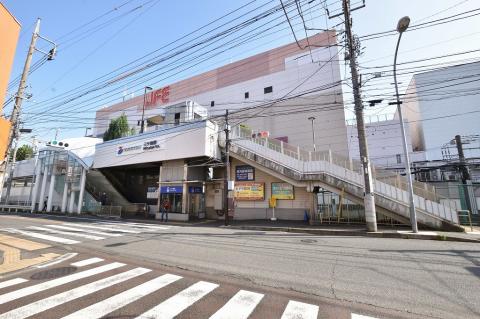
[61,179,68,213]
[68,189,75,214]
[77,168,87,214]
[182,162,188,215]
[38,166,48,212]
[156,165,163,219]
[46,173,56,212]
[30,161,42,211]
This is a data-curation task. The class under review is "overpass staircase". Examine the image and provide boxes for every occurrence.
[230,127,463,231]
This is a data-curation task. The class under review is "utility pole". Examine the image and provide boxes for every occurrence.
[1,19,41,204]
[340,0,377,232]
[455,135,473,213]
[5,19,41,161]
[224,110,231,226]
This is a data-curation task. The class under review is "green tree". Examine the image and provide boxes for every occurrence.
[103,113,133,141]
[15,144,34,161]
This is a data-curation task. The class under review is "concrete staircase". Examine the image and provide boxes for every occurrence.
[230,126,463,231]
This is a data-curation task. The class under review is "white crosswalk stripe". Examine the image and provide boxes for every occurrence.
[0,267,151,319]
[62,274,182,319]
[0,278,28,290]
[351,314,379,319]
[45,224,122,237]
[281,300,319,319]
[71,257,104,267]
[0,255,381,319]
[0,262,125,304]
[27,226,105,240]
[136,281,219,319]
[209,290,264,319]
[62,223,141,233]
[97,221,171,230]
[3,228,80,245]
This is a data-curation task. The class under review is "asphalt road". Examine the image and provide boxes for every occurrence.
[0,213,479,319]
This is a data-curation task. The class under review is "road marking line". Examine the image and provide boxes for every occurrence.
[209,289,264,319]
[35,253,78,268]
[136,280,218,319]
[62,273,182,319]
[97,222,171,230]
[3,228,80,245]
[71,258,104,267]
[281,300,319,319]
[351,314,379,319]
[45,225,122,237]
[27,226,105,241]
[0,267,151,319]
[63,223,141,233]
[0,234,50,251]
[0,278,28,290]
[0,262,125,305]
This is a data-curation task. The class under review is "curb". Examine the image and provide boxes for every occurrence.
[221,225,480,243]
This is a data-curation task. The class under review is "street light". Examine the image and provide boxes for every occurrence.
[140,86,153,134]
[393,16,418,233]
[308,116,316,152]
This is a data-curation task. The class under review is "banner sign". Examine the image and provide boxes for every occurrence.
[116,139,165,156]
[271,182,294,200]
[160,186,183,193]
[234,182,264,201]
[146,186,158,199]
[235,165,255,181]
[188,186,203,194]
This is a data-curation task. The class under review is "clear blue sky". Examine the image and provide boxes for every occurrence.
[3,0,480,144]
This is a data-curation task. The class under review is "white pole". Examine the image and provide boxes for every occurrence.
[38,166,48,211]
[77,168,86,214]
[46,173,55,212]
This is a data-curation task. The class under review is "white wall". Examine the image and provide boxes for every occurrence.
[405,62,480,160]
[94,121,218,168]
[347,119,415,167]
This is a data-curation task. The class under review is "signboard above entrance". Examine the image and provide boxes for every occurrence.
[116,139,165,156]
[160,186,183,193]
[234,182,264,201]
[235,165,255,181]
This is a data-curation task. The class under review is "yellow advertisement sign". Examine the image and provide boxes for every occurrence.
[0,118,11,161]
[271,182,294,200]
[234,182,264,201]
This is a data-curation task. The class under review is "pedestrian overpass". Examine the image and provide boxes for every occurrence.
[229,126,463,231]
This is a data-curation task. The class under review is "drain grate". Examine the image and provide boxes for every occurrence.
[301,239,317,243]
[30,266,77,280]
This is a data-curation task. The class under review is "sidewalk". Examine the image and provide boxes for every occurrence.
[218,220,480,243]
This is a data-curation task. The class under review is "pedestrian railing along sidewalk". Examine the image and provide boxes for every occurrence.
[231,126,460,227]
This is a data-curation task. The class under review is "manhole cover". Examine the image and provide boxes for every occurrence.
[105,242,127,247]
[301,239,317,243]
[30,266,77,280]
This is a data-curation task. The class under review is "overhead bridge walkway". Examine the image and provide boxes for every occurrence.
[230,127,463,231]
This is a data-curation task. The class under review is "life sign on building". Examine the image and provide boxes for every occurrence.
[116,139,165,156]
[145,86,170,107]
[234,182,264,201]
[235,165,255,181]
[271,182,294,200]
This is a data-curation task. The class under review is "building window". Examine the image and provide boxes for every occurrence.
[174,113,180,125]
[396,154,402,164]
[210,101,215,107]
[244,92,249,99]
[264,86,273,94]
